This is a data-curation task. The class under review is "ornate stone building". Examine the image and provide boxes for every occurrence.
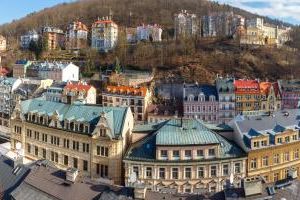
[10,98,134,185]
[66,21,88,50]
[124,119,246,194]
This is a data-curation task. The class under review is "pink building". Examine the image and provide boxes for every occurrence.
[183,84,219,124]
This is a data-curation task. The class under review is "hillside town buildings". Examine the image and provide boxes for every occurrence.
[12,60,32,78]
[0,35,6,52]
[66,21,88,50]
[240,18,291,46]
[91,16,118,52]
[26,61,79,82]
[136,24,162,42]
[124,118,247,194]
[202,12,245,38]
[20,30,39,49]
[42,27,65,50]
[174,10,199,39]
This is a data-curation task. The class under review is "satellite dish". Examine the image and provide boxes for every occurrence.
[16,142,22,150]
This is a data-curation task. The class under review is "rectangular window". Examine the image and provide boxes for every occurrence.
[277,138,282,144]
[160,150,168,159]
[42,148,46,159]
[295,149,299,160]
[172,168,178,179]
[251,158,257,169]
[100,165,108,177]
[234,163,241,174]
[223,164,229,176]
[198,167,204,178]
[262,156,269,167]
[82,143,89,153]
[197,149,204,157]
[159,168,165,179]
[73,158,78,168]
[63,139,69,148]
[133,166,139,178]
[210,166,217,177]
[209,149,215,157]
[64,155,68,166]
[83,160,88,171]
[96,164,100,175]
[284,152,290,161]
[173,150,180,159]
[185,150,192,159]
[146,167,152,179]
[185,167,192,179]
[274,154,280,164]
[27,143,31,154]
[34,146,38,156]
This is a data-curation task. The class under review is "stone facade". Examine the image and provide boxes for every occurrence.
[124,119,246,194]
[10,98,134,185]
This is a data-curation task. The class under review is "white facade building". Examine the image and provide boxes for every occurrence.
[174,10,199,38]
[91,16,118,52]
[136,24,162,42]
[20,30,40,49]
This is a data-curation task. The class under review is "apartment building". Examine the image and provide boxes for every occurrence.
[42,27,65,50]
[20,30,39,49]
[278,79,300,109]
[259,82,282,112]
[229,109,300,183]
[10,98,134,185]
[62,81,97,104]
[183,84,219,124]
[102,85,151,122]
[124,118,246,194]
[91,16,118,52]
[66,21,88,50]
[174,10,199,39]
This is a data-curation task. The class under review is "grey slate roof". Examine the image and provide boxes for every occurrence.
[0,155,30,200]
[184,84,219,101]
[11,160,133,200]
[20,98,128,138]
[125,119,245,162]
[230,109,300,149]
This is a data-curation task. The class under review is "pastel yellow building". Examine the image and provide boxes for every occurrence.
[229,109,300,183]
[10,98,134,185]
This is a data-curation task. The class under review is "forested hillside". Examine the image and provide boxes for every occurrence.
[0,0,298,83]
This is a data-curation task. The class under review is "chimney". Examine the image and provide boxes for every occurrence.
[66,168,79,183]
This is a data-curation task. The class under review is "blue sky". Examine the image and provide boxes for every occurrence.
[0,0,299,25]
[214,0,300,25]
[0,0,74,25]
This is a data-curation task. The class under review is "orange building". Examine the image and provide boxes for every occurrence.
[43,27,65,50]
[234,80,260,115]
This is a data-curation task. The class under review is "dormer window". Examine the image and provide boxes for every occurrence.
[209,95,215,102]
[209,149,215,157]
[199,93,205,102]
[100,128,106,137]
[188,95,194,102]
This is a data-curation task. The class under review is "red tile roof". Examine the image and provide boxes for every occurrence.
[106,85,148,97]
[64,81,92,92]
[234,80,260,94]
